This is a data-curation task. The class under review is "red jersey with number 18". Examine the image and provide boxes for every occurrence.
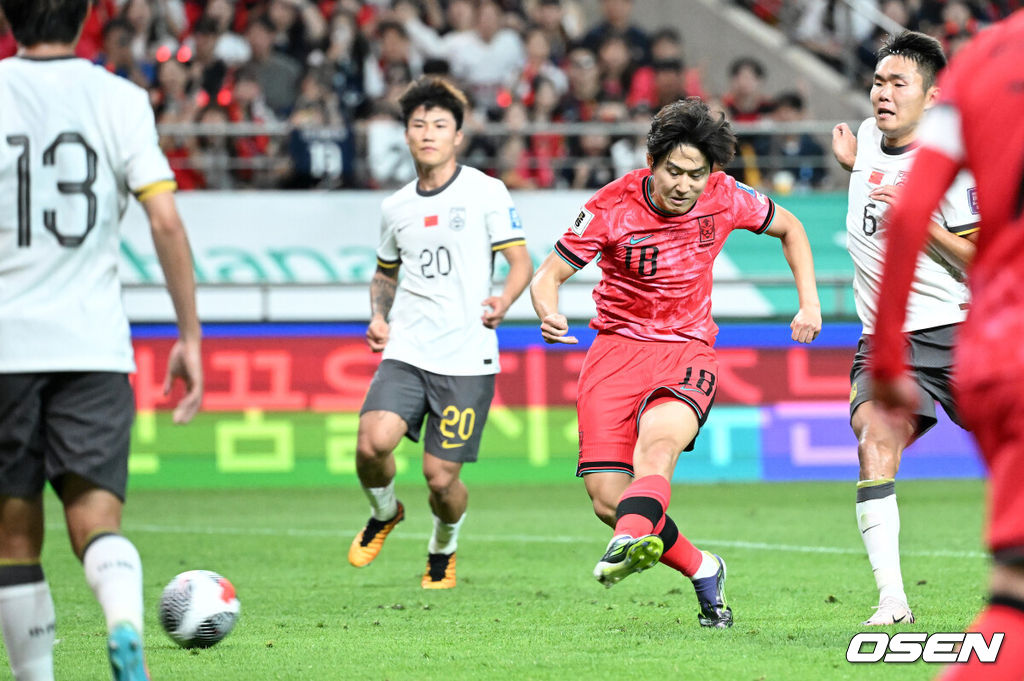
[554,169,776,345]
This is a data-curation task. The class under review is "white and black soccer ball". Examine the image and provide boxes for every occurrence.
[159,570,240,649]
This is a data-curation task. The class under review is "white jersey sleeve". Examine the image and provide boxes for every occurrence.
[376,209,401,267]
[483,181,527,251]
[122,87,176,199]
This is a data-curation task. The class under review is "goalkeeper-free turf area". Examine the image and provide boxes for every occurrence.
[20,479,987,681]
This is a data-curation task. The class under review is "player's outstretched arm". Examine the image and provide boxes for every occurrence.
[367,264,399,352]
[483,244,533,329]
[831,123,857,172]
[529,252,578,344]
[764,205,822,344]
[142,191,203,424]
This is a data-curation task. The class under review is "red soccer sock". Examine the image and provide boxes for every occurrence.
[657,514,704,577]
[939,602,1024,681]
[613,475,671,538]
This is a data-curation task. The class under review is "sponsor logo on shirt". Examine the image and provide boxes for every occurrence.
[868,170,885,185]
[509,206,523,230]
[698,215,715,245]
[449,207,466,231]
[967,187,979,215]
[424,215,439,227]
[571,206,594,236]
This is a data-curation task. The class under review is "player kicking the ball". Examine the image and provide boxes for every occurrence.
[348,77,532,588]
[530,97,821,627]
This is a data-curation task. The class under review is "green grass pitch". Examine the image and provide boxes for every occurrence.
[16,479,988,680]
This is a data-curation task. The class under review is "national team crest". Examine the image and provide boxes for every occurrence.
[449,206,466,231]
[895,170,909,186]
[698,215,715,245]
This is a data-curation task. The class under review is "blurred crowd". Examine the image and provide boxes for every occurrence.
[740,0,1020,87]
[0,0,891,192]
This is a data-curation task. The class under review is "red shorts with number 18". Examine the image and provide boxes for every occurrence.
[575,332,718,477]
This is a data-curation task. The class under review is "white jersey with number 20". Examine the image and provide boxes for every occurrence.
[0,57,175,372]
[376,165,526,376]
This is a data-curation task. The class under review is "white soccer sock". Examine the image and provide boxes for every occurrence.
[691,551,720,580]
[428,513,466,555]
[363,481,398,521]
[856,480,907,604]
[83,534,144,634]
[0,577,56,681]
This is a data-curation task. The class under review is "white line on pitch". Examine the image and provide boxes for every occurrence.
[50,522,986,560]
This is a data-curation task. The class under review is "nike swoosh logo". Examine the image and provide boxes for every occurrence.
[861,524,881,534]
[892,613,907,623]
[440,440,464,449]
[629,235,652,245]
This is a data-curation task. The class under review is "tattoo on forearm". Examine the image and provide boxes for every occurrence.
[370,271,397,318]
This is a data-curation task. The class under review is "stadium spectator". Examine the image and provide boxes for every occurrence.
[349,76,532,590]
[74,0,118,61]
[363,19,420,102]
[559,46,602,123]
[266,0,327,65]
[755,90,826,192]
[529,0,581,66]
[193,103,237,188]
[198,0,252,65]
[792,0,877,71]
[190,16,232,101]
[869,14,1024,680]
[649,27,707,100]
[153,54,204,190]
[831,31,978,626]
[0,4,203,680]
[648,57,688,110]
[364,101,416,188]
[565,100,621,189]
[526,74,566,188]
[121,0,184,65]
[243,14,302,117]
[610,103,651,178]
[530,97,820,629]
[581,0,650,66]
[514,25,568,106]
[495,100,538,189]
[98,17,154,87]
[596,32,649,106]
[722,56,772,123]
[401,0,525,113]
[284,67,353,188]
[326,7,371,120]
[0,10,14,59]
[227,64,278,187]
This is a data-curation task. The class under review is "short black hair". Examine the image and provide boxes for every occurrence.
[399,76,469,130]
[0,0,89,47]
[646,97,736,170]
[729,56,765,79]
[876,30,947,90]
[772,90,805,112]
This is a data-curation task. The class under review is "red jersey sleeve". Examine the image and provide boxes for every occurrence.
[553,181,624,270]
[716,173,776,234]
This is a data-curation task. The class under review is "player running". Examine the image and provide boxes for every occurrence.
[348,77,532,589]
[530,97,821,627]
[831,31,978,626]
[871,12,1024,680]
[0,1,203,679]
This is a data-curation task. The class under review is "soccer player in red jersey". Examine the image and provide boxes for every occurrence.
[530,97,822,627]
[870,12,1024,680]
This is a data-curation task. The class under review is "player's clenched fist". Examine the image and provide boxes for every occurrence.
[540,313,578,344]
[790,306,822,344]
[366,316,390,352]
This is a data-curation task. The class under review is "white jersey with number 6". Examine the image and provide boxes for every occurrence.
[0,57,175,372]
[846,117,978,334]
[376,165,526,376]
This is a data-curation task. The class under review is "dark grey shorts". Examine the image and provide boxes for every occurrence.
[360,359,495,463]
[850,324,964,437]
[0,372,135,501]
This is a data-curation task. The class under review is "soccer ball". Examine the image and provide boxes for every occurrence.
[159,570,240,648]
